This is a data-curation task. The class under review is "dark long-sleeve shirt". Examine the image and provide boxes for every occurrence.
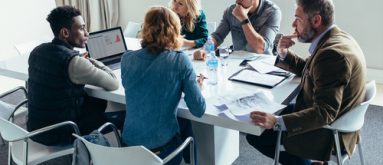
[182,10,208,48]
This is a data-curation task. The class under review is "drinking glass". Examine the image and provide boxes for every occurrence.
[219,48,230,67]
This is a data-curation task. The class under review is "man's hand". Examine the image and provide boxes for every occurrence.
[193,49,207,61]
[250,111,277,129]
[277,34,297,59]
[81,52,89,59]
[232,4,250,21]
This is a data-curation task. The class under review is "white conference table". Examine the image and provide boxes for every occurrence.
[0,39,300,165]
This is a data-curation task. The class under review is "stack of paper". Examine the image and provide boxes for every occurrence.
[228,51,258,59]
[246,56,287,74]
[247,59,280,74]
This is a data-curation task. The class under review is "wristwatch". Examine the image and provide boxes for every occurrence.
[273,121,281,131]
[241,18,250,25]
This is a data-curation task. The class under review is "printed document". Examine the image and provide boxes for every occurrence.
[212,91,285,117]
[246,56,286,74]
[228,50,257,59]
[247,59,280,74]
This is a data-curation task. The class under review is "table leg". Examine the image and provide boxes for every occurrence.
[191,121,239,165]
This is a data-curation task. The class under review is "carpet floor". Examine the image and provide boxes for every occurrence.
[1,91,382,165]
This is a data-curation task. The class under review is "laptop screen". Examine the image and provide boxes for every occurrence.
[86,27,127,61]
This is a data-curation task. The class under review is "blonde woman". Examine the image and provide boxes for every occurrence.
[120,6,206,165]
[170,0,208,48]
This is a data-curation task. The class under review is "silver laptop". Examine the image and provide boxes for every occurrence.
[86,27,127,70]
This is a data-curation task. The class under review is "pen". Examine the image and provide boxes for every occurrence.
[197,75,208,79]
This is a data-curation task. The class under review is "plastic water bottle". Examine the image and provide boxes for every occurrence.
[205,37,218,85]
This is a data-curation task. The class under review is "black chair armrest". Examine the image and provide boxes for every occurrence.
[26,121,80,140]
[0,86,27,99]
[163,136,194,165]
[8,99,27,121]
[98,122,122,147]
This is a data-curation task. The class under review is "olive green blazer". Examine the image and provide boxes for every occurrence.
[275,26,367,161]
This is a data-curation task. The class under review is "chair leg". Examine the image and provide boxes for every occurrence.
[357,142,365,165]
[8,144,12,165]
[274,130,282,165]
[23,140,29,165]
[0,137,5,145]
[190,139,195,165]
[333,131,343,165]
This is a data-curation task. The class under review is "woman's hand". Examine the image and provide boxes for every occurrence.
[197,73,206,89]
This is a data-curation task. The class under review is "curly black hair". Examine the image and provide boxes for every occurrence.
[46,6,81,36]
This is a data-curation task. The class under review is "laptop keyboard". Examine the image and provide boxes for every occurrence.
[103,57,121,70]
[107,62,121,70]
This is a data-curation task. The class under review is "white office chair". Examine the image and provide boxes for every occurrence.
[207,22,217,34]
[123,21,142,38]
[73,122,195,165]
[0,90,81,165]
[274,80,377,165]
[0,86,28,145]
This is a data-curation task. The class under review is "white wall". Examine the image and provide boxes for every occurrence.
[0,0,55,61]
[0,0,381,82]
[118,0,383,82]
[0,0,56,92]
[119,0,233,46]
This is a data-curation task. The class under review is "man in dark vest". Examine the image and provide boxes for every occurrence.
[27,6,119,145]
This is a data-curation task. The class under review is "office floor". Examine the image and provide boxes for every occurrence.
[0,76,382,164]
[0,75,382,106]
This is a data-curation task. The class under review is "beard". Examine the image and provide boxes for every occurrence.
[68,36,87,48]
[297,23,317,43]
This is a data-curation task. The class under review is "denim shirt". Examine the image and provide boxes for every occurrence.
[212,0,281,54]
[120,48,206,149]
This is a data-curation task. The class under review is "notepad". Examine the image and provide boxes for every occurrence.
[228,69,286,88]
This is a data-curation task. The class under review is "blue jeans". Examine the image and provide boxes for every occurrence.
[178,118,198,164]
[157,134,183,165]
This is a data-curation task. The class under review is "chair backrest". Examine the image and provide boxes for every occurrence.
[73,134,163,165]
[0,117,28,142]
[364,80,377,103]
[0,89,29,139]
[0,101,15,120]
[0,117,78,165]
[123,21,142,38]
[207,22,217,34]
[326,80,377,132]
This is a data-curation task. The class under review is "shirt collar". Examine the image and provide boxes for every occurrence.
[249,0,264,18]
[52,37,74,50]
[308,25,335,55]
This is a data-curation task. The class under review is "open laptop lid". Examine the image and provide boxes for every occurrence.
[86,27,127,63]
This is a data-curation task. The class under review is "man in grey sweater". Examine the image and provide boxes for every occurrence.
[193,0,281,59]
[27,6,119,145]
